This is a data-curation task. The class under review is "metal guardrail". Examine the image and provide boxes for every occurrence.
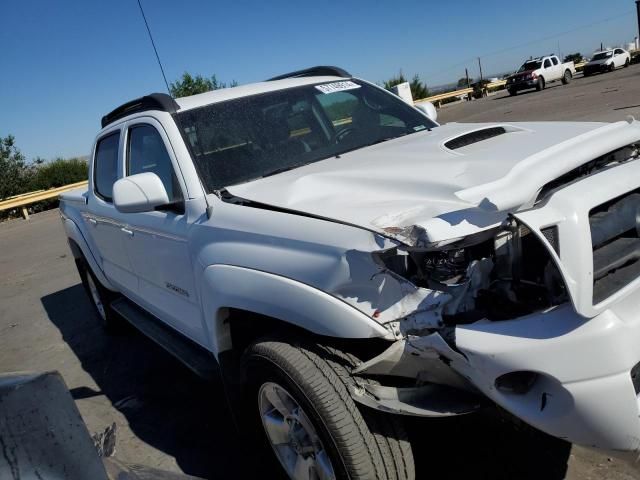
[0,180,88,219]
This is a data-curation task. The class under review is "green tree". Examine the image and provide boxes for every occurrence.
[0,135,31,200]
[383,72,408,91]
[409,74,429,100]
[169,72,238,98]
[384,72,429,100]
[457,77,472,88]
[564,53,583,64]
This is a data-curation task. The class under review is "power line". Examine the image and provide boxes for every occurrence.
[422,9,634,84]
[480,10,633,59]
[136,0,171,96]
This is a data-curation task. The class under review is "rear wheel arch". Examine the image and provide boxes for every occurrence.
[63,217,116,291]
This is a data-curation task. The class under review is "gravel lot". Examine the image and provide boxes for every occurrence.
[2,66,640,478]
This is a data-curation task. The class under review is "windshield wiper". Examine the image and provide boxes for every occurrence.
[335,134,409,157]
[260,164,308,179]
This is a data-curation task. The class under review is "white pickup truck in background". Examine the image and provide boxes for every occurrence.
[60,65,640,480]
[506,55,576,95]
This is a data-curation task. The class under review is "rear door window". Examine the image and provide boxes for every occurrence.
[94,132,120,202]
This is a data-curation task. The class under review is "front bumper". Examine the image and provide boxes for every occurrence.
[583,63,610,75]
[507,79,538,91]
[451,297,640,451]
[452,153,640,451]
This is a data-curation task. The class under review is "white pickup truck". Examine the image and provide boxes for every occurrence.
[506,55,576,95]
[60,66,640,480]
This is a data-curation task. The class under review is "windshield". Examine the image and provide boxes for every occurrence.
[518,61,542,72]
[175,80,436,190]
[592,51,613,61]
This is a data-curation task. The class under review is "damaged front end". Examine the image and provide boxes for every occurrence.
[349,217,569,417]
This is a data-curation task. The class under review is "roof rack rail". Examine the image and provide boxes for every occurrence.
[267,66,351,81]
[101,93,180,128]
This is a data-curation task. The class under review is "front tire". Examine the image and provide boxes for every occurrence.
[243,339,415,480]
[561,70,572,84]
[625,58,630,68]
[608,63,614,72]
[508,88,517,96]
[535,77,545,91]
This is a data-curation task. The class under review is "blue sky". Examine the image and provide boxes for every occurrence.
[2,0,638,160]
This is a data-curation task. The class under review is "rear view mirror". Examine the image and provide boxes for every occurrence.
[113,172,169,213]
[415,102,438,123]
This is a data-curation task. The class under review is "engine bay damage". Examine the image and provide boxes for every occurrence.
[375,217,568,331]
[351,217,571,417]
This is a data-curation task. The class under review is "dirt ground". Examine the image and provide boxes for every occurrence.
[1,209,639,479]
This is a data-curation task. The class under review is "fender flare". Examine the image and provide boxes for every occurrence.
[62,217,116,291]
[200,264,394,357]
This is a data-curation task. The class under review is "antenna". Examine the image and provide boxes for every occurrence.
[136,0,171,96]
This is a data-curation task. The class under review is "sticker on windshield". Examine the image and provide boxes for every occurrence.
[315,81,361,94]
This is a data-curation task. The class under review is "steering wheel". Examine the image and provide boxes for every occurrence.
[335,126,356,143]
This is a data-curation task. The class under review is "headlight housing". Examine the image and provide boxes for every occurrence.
[375,220,568,324]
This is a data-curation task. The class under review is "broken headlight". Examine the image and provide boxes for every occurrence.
[376,221,568,323]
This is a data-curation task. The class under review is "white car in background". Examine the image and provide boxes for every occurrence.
[583,48,631,76]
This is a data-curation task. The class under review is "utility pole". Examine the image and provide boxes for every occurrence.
[636,0,640,49]
[477,57,484,83]
[465,68,470,88]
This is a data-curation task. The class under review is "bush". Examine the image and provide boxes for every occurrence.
[0,135,89,220]
[30,157,88,190]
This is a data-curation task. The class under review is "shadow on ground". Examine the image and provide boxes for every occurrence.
[42,284,571,480]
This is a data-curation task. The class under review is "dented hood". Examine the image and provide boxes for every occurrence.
[227,120,640,246]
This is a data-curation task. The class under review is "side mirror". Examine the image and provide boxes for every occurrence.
[113,172,169,213]
[415,102,438,123]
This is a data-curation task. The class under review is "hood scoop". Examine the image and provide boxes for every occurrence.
[444,126,509,150]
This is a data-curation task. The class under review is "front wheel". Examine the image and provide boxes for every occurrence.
[508,88,517,96]
[535,77,545,91]
[608,63,615,72]
[625,58,630,68]
[561,70,572,84]
[243,339,415,480]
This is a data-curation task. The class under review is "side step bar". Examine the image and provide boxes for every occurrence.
[110,298,219,380]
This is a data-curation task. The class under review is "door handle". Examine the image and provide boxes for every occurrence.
[121,227,134,237]
[88,217,98,226]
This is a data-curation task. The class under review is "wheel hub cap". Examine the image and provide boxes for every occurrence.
[259,382,336,480]
[86,275,106,320]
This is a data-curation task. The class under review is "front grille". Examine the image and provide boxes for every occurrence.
[590,189,640,304]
